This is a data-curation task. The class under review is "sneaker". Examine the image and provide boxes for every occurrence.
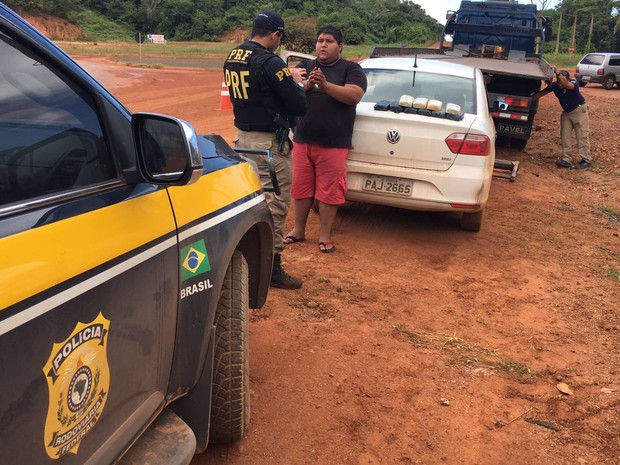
[556,158,573,168]
[575,160,592,170]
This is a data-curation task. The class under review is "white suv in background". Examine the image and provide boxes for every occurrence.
[575,53,620,90]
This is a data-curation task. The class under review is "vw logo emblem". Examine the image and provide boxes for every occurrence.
[386,129,401,144]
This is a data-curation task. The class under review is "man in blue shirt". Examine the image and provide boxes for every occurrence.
[532,68,591,169]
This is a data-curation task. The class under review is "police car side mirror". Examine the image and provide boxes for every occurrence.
[132,113,203,186]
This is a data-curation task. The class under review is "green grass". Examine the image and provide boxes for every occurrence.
[123,62,164,69]
[558,202,575,212]
[394,325,531,375]
[607,269,620,280]
[56,40,235,58]
[542,52,581,69]
[68,9,133,42]
[55,40,378,62]
[600,205,620,223]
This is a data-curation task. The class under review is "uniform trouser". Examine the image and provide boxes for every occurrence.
[234,129,292,253]
[560,104,591,163]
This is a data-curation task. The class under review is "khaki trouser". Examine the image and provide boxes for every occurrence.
[234,130,292,253]
[560,104,591,163]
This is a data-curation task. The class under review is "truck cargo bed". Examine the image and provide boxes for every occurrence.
[370,48,551,81]
[418,54,552,80]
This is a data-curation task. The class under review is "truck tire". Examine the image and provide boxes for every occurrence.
[509,138,528,150]
[602,75,615,90]
[209,250,250,444]
[461,210,483,232]
[496,135,509,147]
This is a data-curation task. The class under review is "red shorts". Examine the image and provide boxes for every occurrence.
[291,142,349,205]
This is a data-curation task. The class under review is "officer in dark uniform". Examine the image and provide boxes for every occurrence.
[224,10,308,289]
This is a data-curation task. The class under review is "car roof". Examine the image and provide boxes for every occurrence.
[359,57,477,79]
[581,52,620,58]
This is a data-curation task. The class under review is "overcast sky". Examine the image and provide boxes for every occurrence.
[415,0,561,25]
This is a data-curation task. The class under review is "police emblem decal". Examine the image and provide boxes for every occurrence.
[43,313,110,459]
[181,239,211,281]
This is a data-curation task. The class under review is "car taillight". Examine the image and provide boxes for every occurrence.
[502,96,528,108]
[445,133,491,156]
[597,68,604,75]
[575,67,579,73]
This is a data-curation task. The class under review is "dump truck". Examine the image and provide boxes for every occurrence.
[371,0,554,150]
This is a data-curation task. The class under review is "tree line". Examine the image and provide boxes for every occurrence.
[541,0,620,53]
[5,0,619,51]
[5,0,443,47]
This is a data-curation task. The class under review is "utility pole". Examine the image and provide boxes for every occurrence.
[555,12,562,55]
[570,13,577,54]
[586,13,594,52]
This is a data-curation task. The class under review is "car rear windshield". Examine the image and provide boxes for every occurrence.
[360,69,476,114]
[580,54,605,65]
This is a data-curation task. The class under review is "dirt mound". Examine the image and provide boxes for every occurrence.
[18,11,83,40]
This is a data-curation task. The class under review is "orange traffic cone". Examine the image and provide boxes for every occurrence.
[219,81,232,111]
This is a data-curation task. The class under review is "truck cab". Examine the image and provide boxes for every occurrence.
[0,3,275,464]
[442,0,552,56]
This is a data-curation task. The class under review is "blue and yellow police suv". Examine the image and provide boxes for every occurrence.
[0,3,276,464]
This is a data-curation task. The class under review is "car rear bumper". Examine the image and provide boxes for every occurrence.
[345,158,491,212]
[574,73,603,83]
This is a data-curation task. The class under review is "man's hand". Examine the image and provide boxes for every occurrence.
[308,67,327,91]
[289,67,307,84]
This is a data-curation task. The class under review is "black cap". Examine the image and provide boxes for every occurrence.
[253,10,288,39]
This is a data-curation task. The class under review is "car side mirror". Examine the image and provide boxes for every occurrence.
[132,113,203,186]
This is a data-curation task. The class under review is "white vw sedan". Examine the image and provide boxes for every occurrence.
[347,57,496,231]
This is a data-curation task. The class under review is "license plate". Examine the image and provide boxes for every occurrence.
[497,124,526,135]
[583,75,591,81]
[362,175,412,196]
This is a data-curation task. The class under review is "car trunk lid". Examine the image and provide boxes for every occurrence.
[350,103,477,171]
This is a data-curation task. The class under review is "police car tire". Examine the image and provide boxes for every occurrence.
[208,250,250,444]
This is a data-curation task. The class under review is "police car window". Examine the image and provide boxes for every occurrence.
[0,32,115,207]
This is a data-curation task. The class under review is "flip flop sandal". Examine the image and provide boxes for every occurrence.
[319,241,336,253]
[284,235,305,244]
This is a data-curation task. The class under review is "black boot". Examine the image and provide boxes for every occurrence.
[270,253,302,289]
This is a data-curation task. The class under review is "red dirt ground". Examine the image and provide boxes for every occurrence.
[79,57,620,465]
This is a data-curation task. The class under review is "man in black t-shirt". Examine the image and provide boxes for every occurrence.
[284,25,367,254]
[224,10,307,289]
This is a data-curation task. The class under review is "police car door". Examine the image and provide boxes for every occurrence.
[0,18,178,464]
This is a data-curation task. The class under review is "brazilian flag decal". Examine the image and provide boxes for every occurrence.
[181,239,211,281]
